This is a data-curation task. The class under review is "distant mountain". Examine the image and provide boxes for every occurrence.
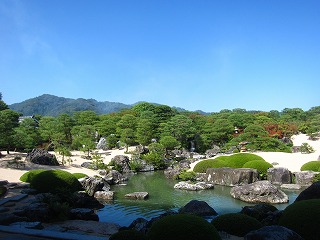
[9,94,131,116]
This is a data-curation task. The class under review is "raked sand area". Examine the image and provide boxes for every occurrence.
[0,134,320,183]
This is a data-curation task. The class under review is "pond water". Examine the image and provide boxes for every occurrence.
[97,171,301,226]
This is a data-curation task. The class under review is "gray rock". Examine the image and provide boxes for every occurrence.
[205,146,220,158]
[294,171,318,186]
[78,177,110,196]
[0,180,9,186]
[240,203,278,221]
[14,202,50,222]
[267,167,292,185]
[206,167,259,186]
[295,181,320,202]
[111,155,130,173]
[69,208,99,221]
[96,137,107,150]
[280,184,302,190]
[164,167,181,179]
[174,181,214,191]
[230,181,289,204]
[94,190,114,200]
[104,170,128,184]
[245,225,303,240]
[72,191,104,209]
[178,200,217,216]
[26,148,59,166]
[125,192,149,200]
[10,221,43,230]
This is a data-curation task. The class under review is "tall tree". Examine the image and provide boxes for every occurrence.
[0,109,20,153]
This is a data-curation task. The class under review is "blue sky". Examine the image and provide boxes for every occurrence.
[1,0,319,112]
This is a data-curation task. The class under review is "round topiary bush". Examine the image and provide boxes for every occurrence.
[29,169,83,193]
[110,229,147,240]
[279,199,320,240]
[147,214,221,240]
[20,169,47,183]
[211,213,262,237]
[242,160,273,179]
[223,153,265,168]
[193,158,228,173]
[300,161,320,172]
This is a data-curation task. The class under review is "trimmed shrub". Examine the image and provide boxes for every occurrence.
[193,158,228,173]
[242,160,273,179]
[72,173,88,179]
[300,161,320,172]
[20,169,47,183]
[29,169,83,193]
[175,170,197,181]
[279,199,320,240]
[211,213,262,237]
[223,153,265,168]
[147,214,221,240]
[110,229,147,240]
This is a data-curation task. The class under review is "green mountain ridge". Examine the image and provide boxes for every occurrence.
[9,94,196,116]
[9,94,132,116]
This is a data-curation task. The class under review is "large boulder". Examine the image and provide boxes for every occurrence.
[26,148,59,166]
[294,181,320,202]
[174,181,214,191]
[96,137,107,150]
[78,177,110,196]
[267,167,292,185]
[294,171,318,186]
[104,170,128,184]
[69,208,99,221]
[245,225,303,240]
[230,180,289,204]
[111,155,130,173]
[178,199,218,216]
[206,167,259,186]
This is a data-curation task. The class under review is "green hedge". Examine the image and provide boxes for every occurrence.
[300,161,320,172]
[242,160,273,178]
[279,199,320,240]
[193,153,266,173]
[20,169,48,183]
[147,214,221,240]
[193,159,228,173]
[211,213,262,237]
[21,169,83,193]
[223,153,265,168]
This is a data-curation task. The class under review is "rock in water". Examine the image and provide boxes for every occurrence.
[178,199,218,216]
[230,180,289,204]
[125,192,149,200]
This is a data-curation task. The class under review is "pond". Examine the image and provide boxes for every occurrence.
[97,171,301,226]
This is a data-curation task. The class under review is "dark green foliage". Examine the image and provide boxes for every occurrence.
[19,169,48,183]
[175,170,197,181]
[300,142,315,153]
[279,199,320,240]
[26,169,83,193]
[300,161,320,171]
[110,229,147,240]
[193,158,228,173]
[211,213,262,237]
[242,160,273,179]
[147,214,221,240]
[72,173,88,179]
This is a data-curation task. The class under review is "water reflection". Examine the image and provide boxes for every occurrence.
[97,171,300,226]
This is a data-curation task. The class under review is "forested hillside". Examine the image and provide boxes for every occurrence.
[9,94,132,116]
[1,92,320,164]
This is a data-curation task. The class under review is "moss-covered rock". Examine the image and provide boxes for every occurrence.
[147,214,221,240]
[211,213,262,237]
[279,199,320,240]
